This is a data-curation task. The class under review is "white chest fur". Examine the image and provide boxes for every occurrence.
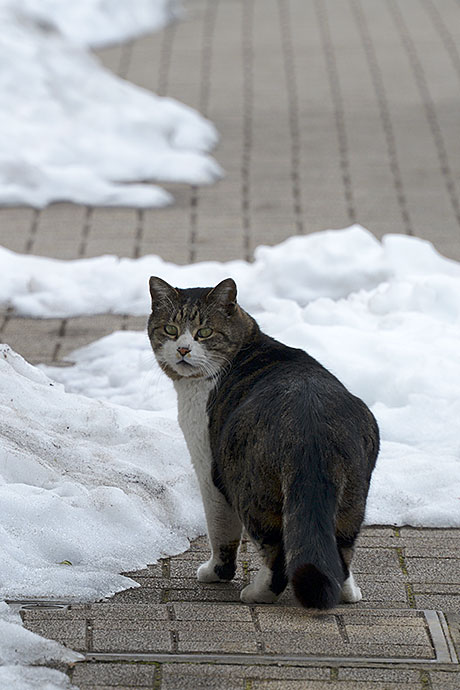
[174,378,214,479]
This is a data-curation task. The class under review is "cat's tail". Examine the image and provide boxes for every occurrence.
[282,441,344,610]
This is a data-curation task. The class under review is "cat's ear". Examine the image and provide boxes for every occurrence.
[149,276,178,310]
[206,278,237,314]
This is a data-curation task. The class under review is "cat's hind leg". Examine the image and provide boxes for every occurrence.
[240,541,287,604]
[196,476,242,583]
[337,533,362,604]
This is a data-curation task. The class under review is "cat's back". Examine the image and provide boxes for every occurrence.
[209,333,361,424]
[208,333,378,471]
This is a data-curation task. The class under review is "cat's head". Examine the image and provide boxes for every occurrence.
[148,277,255,380]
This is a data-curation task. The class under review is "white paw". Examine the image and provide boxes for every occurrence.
[196,560,222,583]
[240,582,279,604]
[341,573,362,603]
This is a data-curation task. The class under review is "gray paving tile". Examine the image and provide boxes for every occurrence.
[173,602,252,622]
[413,593,460,611]
[429,669,460,690]
[251,683,401,690]
[405,558,460,583]
[337,667,421,683]
[71,662,154,687]
[92,628,172,653]
[177,631,259,654]
[161,664,245,690]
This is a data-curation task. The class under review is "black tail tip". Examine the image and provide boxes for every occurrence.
[291,563,340,610]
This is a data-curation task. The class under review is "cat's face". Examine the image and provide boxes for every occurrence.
[148,277,251,381]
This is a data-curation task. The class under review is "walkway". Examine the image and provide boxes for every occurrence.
[1,1,459,687]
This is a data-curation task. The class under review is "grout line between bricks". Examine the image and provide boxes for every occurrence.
[241,0,254,261]
[78,207,93,258]
[157,22,177,96]
[152,661,162,690]
[421,0,460,87]
[189,188,198,263]
[419,669,432,690]
[85,618,93,652]
[134,209,144,259]
[277,0,305,235]
[117,40,134,79]
[249,606,266,653]
[349,0,414,236]
[24,209,40,254]
[336,614,351,644]
[188,0,218,263]
[314,0,356,225]
[386,0,460,230]
[52,319,68,362]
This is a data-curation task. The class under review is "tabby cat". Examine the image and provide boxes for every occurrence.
[148,277,379,609]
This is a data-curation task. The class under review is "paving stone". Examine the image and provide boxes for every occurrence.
[403,543,460,558]
[70,686,151,690]
[173,620,255,634]
[92,628,172,653]
[345,623,429,645]
[22,620,86,649]
[345,578,408,604]
[255,607,337,632]
[173,602,252,621]
[405,558,460,583]
[71,662,155,687]
[251,683,403,690]
[239,666,329,681]
[161,664,246,690]
[399,528,459,539]
[337,667,421,683]
[260,633,434,659]
[413,583,460,594]
[166,585,242,603]
[77,603,168,620]
[351,548,401,574]
[429,670,460,689]
[413,593,460,611]
[177,631,259,654]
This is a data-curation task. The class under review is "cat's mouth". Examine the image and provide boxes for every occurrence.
[174,359,198,376]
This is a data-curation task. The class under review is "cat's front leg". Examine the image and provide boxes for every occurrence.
[196,474,242,583]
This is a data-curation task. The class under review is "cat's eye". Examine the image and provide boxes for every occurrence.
[196,327,213,339]
[164,324,178,337]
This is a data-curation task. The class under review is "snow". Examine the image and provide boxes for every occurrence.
[14,0,181,49]
[1,225,459,682]
[0,343,203,687]
[0,345,203,603]
[0,601,81,689]
[0,0,222,208]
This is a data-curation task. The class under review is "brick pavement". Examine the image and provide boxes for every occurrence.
[15,530,460,687]
[1,0,460,687]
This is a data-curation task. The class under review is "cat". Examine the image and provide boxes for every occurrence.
[148,276,379,609]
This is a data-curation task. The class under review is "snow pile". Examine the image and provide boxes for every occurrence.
[0,345,204,602]
[28,225,458,528]
[0,602,81,690]
[0,0,222,208]
[14,0,181,48]
[0,225,459,602]
[0,224,459,318]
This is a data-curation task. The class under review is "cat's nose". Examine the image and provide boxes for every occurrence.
[177,346,191,357]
